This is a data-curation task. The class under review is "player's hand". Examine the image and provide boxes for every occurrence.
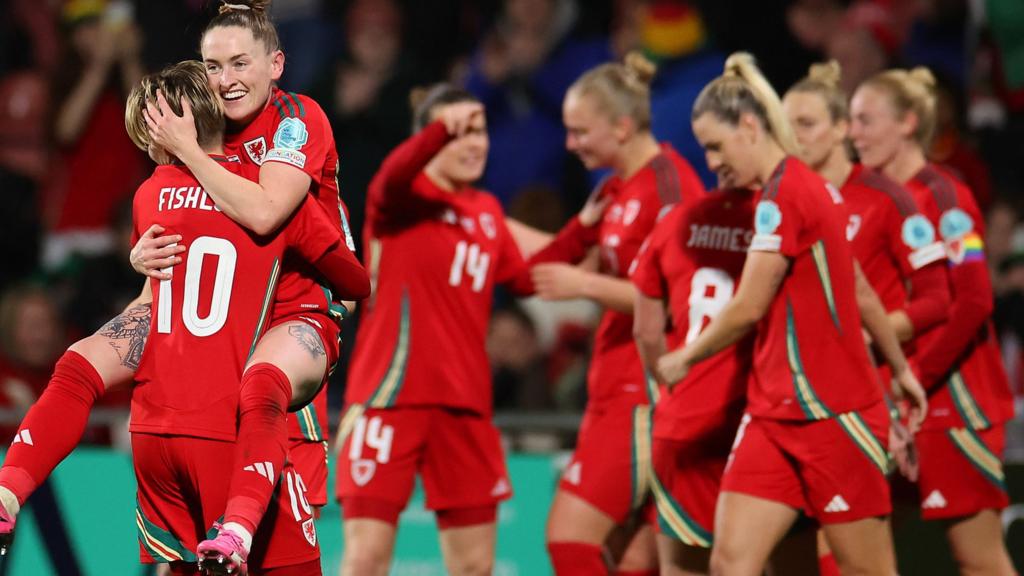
[438,102,484,137]
[656,349,689,387]
[888,419,919,481]
[130,224,184,280]
[893,365,927,433]
[144,90,199,158]
[578,189,612,228]
[531,263,587,301]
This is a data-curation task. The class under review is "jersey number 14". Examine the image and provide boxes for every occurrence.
[448,241,491,292]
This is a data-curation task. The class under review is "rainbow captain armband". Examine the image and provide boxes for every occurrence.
[945,232,985,266]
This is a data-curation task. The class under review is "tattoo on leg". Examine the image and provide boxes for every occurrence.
[98,304,151,371]
[288,324,326,359]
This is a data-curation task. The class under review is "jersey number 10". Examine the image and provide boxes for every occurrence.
[156,236,237,337]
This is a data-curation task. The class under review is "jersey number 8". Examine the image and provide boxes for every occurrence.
[686,267,735,344]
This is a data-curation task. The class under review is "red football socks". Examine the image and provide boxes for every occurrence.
[818,552,841,576]
[548,541,608,575]
[223,362,292,536]
[0,351,105,505]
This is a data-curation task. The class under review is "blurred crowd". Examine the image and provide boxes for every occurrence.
[0,0,1022,442]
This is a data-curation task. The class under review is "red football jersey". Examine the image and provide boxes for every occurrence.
[545,145,705,409]
[345,122,531,416]
[224,88,352,442]
[630,190,753,441]
[905,164,1014,430]
[131,160,342,441]
[748,157,882,420]
[843,164,946,313]
[223,88,353,319]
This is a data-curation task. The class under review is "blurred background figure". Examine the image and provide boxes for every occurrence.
[41,0,148,271]
[489,304,552,411]
[0,284,65,421]
[465,0,612,205]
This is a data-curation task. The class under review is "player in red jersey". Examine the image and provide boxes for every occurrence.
[783,61,949,349]
[516,52,705,576]
[126,61,366,575]
[335,86,539,575]
[783,59,952,576]
[0,60,367,572]
[850,67,1016,575]
[0,2,358,568]
[657,53,927,576]
[631,189,754,575]
[138,1,356,566]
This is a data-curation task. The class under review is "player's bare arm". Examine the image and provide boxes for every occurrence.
[633,292,668,385]
[530,263,637,313]
[144,91,309,235]
[854,263,927,430]
[658,250,786,384]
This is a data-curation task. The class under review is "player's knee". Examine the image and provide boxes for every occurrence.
[709,542,747,576]
[444,549,493,576]
[950,543,1012,575]
[341,543,391,576]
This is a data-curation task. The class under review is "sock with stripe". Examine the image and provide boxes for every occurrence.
[548,541,607,575]
[223,363,291,538]
[0,351,105,509]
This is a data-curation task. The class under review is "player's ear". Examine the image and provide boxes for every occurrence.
[270,50,284,82]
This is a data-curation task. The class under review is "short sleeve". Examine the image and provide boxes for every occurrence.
[890,206,944,273]
[937,190,986,267]
[264,96,330,181]
[749,190,803,257]
[629,234,665,299]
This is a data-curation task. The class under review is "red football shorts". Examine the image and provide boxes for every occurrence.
[721,401,892,524]
[559,403,654,524]
[336,406,511,525]
[650,421,738,548]
[132,433,320,571]
[916,424,1009,520]
[288,439,329,508]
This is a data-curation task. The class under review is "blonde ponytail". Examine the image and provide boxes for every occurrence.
[693,52,799,155]
[863,66,937,148]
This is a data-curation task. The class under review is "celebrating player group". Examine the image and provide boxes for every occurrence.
[0,1,1014,575]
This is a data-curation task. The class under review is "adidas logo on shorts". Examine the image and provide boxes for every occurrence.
[491,478,511,497]
[563,462,581,486]
[824,495,850,513]
[922,490,948,509]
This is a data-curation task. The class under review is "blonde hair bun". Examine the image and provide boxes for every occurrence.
[219,0,271,15]
[908,66,936,90]
[624,51,657,86]
[723,52,756,78]
[807,60,841,89]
